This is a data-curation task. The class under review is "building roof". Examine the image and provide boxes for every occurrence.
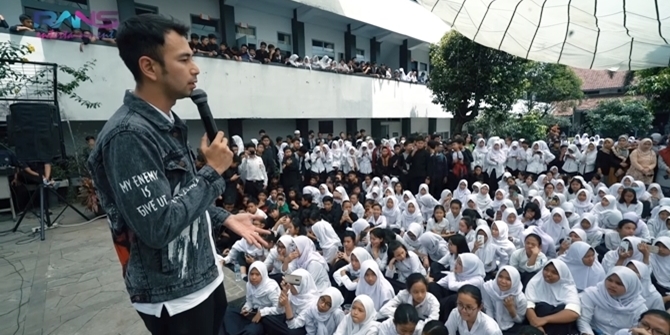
[571,68,633,91]
[552,96,646,116]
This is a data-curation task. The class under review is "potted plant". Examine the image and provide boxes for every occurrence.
[78,177,103,215]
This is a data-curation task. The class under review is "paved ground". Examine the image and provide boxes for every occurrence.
[0,204,247,335]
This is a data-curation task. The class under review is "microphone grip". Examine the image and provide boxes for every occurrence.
[197,102,218,142]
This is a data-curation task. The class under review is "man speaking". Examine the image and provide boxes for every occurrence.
[87,14,266,335]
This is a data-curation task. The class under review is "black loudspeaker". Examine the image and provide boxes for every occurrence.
[9,103,62,163]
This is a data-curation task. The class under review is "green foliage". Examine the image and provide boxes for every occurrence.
[583,99,653,138]
[473,110,570,143]
[428,31,529,134]
[525,63,583,111]
[428,31,583,135]
[630,67,670,114]
[0,41,100,109]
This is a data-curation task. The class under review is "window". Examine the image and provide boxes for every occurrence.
[318,121,333,134]
[191,14,219,40]
[311,39,335,57]
[236,24,256,37]
[277,32,291,45]
[135,3,158,15]
[420,62,429,72]
[410,61,418,72]
[356,49,365,57]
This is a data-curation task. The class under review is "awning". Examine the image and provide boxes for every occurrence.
[419,0,670,70]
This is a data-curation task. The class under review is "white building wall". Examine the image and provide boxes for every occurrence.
[411,48,430,69]
[134,0,219,29]
[436,118,451,133]
[2,33,447,121]
[234,7,292,47]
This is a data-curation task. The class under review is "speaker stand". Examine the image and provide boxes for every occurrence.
[12,182,89,241]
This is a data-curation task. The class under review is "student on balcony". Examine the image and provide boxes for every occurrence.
[0,15,8,29]
[9,14,34,33]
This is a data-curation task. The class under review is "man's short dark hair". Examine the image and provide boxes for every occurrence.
[19,14,31,23]
[116,14,190,83]
[85,136,95,141]
[207,34,217,39]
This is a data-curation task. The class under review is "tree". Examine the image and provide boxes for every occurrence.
[428,31,529,134]
[525,63,583,112]
[584,99,653,138]
[0,41,100,110]
[473,109,571,143]
[630,67,670,115]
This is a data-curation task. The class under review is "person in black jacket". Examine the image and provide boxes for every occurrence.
[406,137,430,194]
[426,140,449,199]
[281,147,301,191]
[375,146,396,177]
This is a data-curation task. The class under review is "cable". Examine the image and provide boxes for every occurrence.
[56,214,106,227]
[0,252,25,335]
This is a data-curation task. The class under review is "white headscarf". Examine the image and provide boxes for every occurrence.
[581,266,646,313]
[418,232,448,259]
[307,287,345,335]
[456,253,486,281]
[541,207,570,245]
[474,225,497,268]
[525,259,580,307]
[650,236,670,289]
[349,247,373,277]
[292,236,328,269]
[337,295,379,335]
[491,220,516,252]
[403,222,424,251]
[454,180,471,204]
[355,260,395,310]
[247,261,279,297]
[278,235,296,254]
[311,220,342,250]
[558,241,605,291]
[288,268,319,313]
[627,260,661,305]
[482,266,523,323]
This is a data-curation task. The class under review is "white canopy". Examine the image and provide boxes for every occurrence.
[419,0,670,70]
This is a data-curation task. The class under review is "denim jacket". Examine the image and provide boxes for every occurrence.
[87,91,230,303]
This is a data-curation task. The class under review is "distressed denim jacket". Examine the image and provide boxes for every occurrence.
[87,91,230,303]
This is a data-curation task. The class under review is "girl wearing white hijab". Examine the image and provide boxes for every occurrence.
[650,236,670,303]
[355,260,395,310]
[601,236,645,273]
[330,141,343,170]
[526,141,555,176]
[541,207,571,248]
[454,180,471,205]
[561,202,581,227]
[401,222,423,252]
[473,225,509,275]
[357,146,373,175]
[399,200,423,232]
[288,236,330,292]
[481,266,527,333]
[531,196,551,224]
[472,138,488,170]
[475,183,493,210]
[626,260,665,311]
[558,241,605,292]
[333,247,373,294]
[506,141,525,174]
[310,220,342,263]
[486,141,507,189]
[382,196,402,230]
[432,254,486,299]
[418,193,440,222]
[571,189,594,216]
[288,287,345,335]
[490,220,517,259]
[265,235,295,278]
[418,232,449,263]
[622,212,651,241]
[578,267,648,335]
[379,274,440,334]
[575,213,604,249]
[334,295,380,335]
[225,261,281,335]
[267,269,319,335]
[562,144,582,175]
[502,208,525,247]
[524,259,581,335]
[648,205,670,238]
[580,142,598,178]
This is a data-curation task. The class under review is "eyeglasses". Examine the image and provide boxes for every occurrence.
[456,303,478,313]
[640,321,670,335]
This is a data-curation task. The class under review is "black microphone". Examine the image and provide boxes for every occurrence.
[190,89,218,142]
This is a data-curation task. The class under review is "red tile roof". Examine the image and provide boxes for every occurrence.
[571,68,633,91]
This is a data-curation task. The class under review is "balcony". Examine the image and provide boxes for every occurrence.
[0,31,448,122]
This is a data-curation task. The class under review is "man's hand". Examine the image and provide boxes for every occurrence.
[201,131,233,175]
[224,213,270,248]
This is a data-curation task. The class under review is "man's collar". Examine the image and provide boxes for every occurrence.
[123,90,184,131]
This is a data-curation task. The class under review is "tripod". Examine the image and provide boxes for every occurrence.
[12,179,89,241]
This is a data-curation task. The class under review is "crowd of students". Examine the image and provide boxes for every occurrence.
[210,129,670,335]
